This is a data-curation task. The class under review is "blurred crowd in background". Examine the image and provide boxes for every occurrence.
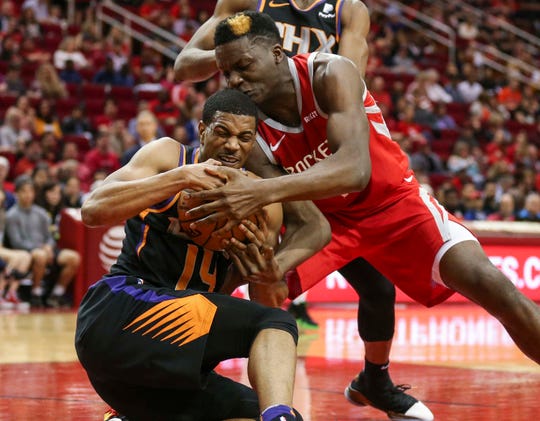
[0,0,538,263]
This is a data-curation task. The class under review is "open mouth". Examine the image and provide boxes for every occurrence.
[218,155,241,167]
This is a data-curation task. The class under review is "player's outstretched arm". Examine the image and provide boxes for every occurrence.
[339,0,370,77]
[81,138,225,227]
[174,0,256,82]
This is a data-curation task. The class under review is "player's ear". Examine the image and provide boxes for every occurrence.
[272,44,284,64]
[198,120,206,145]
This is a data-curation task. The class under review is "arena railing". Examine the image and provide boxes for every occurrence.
[95,0,186,62]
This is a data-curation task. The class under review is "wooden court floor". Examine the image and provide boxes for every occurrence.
[1,302,539,420]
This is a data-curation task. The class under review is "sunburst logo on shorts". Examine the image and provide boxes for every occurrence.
[124,295,217,347]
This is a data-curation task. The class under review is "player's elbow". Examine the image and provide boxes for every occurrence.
[350,162,371,192]
[81,199,107,227]
[318,216,332,250]
[173,54,186,82]
[81,201,98,226]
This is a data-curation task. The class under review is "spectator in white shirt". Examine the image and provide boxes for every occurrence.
[457,64,484,103]
[53,36,88,70]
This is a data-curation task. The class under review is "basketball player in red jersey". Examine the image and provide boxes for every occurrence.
[184,12,540,420]
[174,2,430,420]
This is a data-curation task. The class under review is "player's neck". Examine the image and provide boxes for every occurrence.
[291,0,318,10]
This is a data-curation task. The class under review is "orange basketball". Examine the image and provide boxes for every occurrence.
[177,189,258,251]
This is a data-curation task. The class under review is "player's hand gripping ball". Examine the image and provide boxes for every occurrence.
[177,171,260,251]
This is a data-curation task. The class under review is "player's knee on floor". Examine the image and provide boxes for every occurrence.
[256,307,299,344]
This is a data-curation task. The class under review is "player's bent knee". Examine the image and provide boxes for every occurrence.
[256,307,299,344]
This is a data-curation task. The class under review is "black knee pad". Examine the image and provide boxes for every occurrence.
[340,258,396,342]
[255,307,299,344]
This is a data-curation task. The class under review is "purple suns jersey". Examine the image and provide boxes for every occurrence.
[257,0,344,55]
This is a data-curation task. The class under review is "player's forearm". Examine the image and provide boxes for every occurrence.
[259,153,371,204]
[81,169,188,227]
[275,201,331,276]
[174,48,218,82]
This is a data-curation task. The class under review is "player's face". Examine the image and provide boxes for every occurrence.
[199,111,256,168]
[216,37,280,105]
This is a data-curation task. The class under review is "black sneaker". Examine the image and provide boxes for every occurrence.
[30,294,44,308]
[46,294,71,308]
[344,371,433,420]
[287,302,319,330]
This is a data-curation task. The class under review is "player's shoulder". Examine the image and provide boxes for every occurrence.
[340,0,369,25]
[133,137,185,170]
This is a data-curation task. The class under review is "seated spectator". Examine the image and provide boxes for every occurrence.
[54,35,88,70]
[131,42,163,82]
[457,16,479,41]
[516,192,540,222]
[487,192,516,221]
[14,95,37,133]
[457,64,484,103]
[5,176,80,308]
[461,183,487,221]
[35,181,64,241]
[369,75,392,114]
[390,45,418,74]
[409,140,446,175]
[31,162,52,198]
[62,176,83,208]
[121,110,159,165]
[93,56,119,85]
[104,33,130,71]
[0,64,26,96]
[61,104,93,138]
[447,140,484,186]
[34,99,63,139]
[149,88,181,125]
[93,98,119,129]
[83,130,120,186]
[432,102,457,130]
[0,157,15,208]
[440,186,465,220]
[497,77,522,112]
[115,62,135,87]
[0,107,33,154]
[0,190,32,310]
[19,4,41,39]
[39,132,59,165]
[59,59,83,85]
[13,140,43,179]
[19,36,51,63]
[21,0,49,23]
[32,62,67,100]
[424,69,452,104]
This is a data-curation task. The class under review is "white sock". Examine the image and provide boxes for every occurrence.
[52,285,65,296]
[32,286,43,296]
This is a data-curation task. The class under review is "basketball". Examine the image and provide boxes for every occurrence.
[177,189,259,251]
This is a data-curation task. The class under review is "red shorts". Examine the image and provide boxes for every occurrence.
[288,182,473,307]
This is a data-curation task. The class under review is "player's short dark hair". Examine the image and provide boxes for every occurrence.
[202,89,258,125]
[214,11,280,47]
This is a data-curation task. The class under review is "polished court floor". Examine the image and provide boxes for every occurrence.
[1,302,539,420]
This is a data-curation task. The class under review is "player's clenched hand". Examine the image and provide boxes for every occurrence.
[180,160,226,191]
[227,243,282,286]
[185,166,265,229]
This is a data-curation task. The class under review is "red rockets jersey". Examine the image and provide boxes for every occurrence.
[256,52,413,216]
